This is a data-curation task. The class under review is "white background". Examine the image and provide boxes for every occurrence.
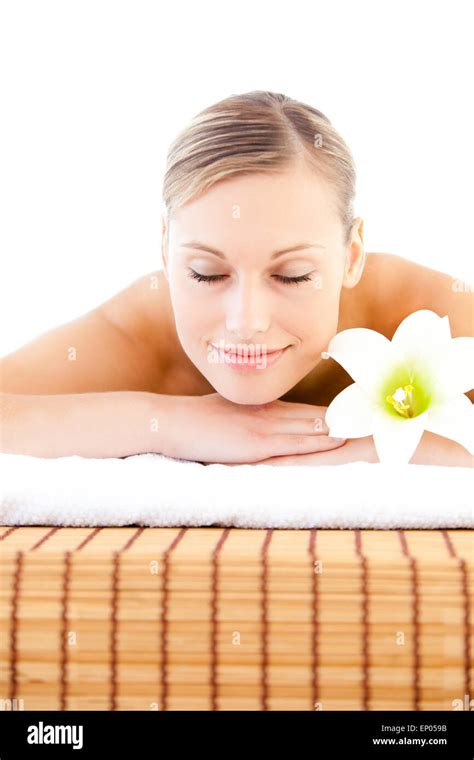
[1,0,472,355]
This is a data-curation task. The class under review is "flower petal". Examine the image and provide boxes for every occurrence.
[381,311,469,406]
[391,309,452,356]
[322,328,394,394]
[442,337,474,398]
[414,336,474,405]
[325,383,377,438]
[371,409,429,464]
[424,395,474,455]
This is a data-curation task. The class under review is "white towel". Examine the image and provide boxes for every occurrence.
[0,452,472,529]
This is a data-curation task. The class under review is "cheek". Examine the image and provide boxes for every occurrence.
[170,283,204,326]
[285,292,338,335]
[171,295,217,356]
[288,315,339,366]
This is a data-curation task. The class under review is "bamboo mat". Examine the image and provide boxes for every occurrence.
[0,526,472,711]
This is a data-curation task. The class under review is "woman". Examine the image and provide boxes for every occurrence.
[1,91,472,466]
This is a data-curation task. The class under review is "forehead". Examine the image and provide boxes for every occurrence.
[169,163,340,249]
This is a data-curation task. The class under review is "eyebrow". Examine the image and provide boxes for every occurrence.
[178,241,327,260]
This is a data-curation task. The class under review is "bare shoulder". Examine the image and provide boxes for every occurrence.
[97,269,173,353]
[360,251,473,339]
[97,268,178,384]
[98,268,210,395]
[0,269,175,395]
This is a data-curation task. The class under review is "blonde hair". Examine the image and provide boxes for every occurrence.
[162,90,357,245]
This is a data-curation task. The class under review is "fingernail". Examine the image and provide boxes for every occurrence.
[329,437,346,443]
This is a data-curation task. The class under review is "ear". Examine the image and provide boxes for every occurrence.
[161,214,170,282]
[342,217,365,288]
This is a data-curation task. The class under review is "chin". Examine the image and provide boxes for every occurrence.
[213,383,282,406]
[222,393,277,406]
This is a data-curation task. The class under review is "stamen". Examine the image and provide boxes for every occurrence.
[386,383,415,418]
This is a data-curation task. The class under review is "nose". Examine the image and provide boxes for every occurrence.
[224,276,271,341]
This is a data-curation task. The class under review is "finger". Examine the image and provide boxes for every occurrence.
[253,457,292,466]
[264,415,331,436]
[265,434,346,458]
[250,400,328,418]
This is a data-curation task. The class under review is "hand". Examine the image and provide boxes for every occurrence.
[157,392,347,464]
[237,430,474,467]
[245,435,379,466]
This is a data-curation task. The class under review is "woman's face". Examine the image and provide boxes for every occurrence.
[162,162,365,405]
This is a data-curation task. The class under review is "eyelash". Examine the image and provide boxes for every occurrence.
[187,269,314,286]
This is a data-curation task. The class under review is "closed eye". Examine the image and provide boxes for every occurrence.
[188,270,227,284]
[275,273,314,285]
[187,269,315,285]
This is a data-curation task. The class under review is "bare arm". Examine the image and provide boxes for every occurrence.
[0,390,348,462]
[0,390,168,458]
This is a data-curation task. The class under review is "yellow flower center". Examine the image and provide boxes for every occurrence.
[385,384,415,418]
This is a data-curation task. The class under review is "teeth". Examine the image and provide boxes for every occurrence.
[225,354,258,362]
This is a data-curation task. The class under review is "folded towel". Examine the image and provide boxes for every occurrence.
[0,452,472,529]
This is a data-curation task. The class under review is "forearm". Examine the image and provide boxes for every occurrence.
[409,431,473,467]
[0,391,169,458]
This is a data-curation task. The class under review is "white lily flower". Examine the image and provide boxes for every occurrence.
[321,310,474,463]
